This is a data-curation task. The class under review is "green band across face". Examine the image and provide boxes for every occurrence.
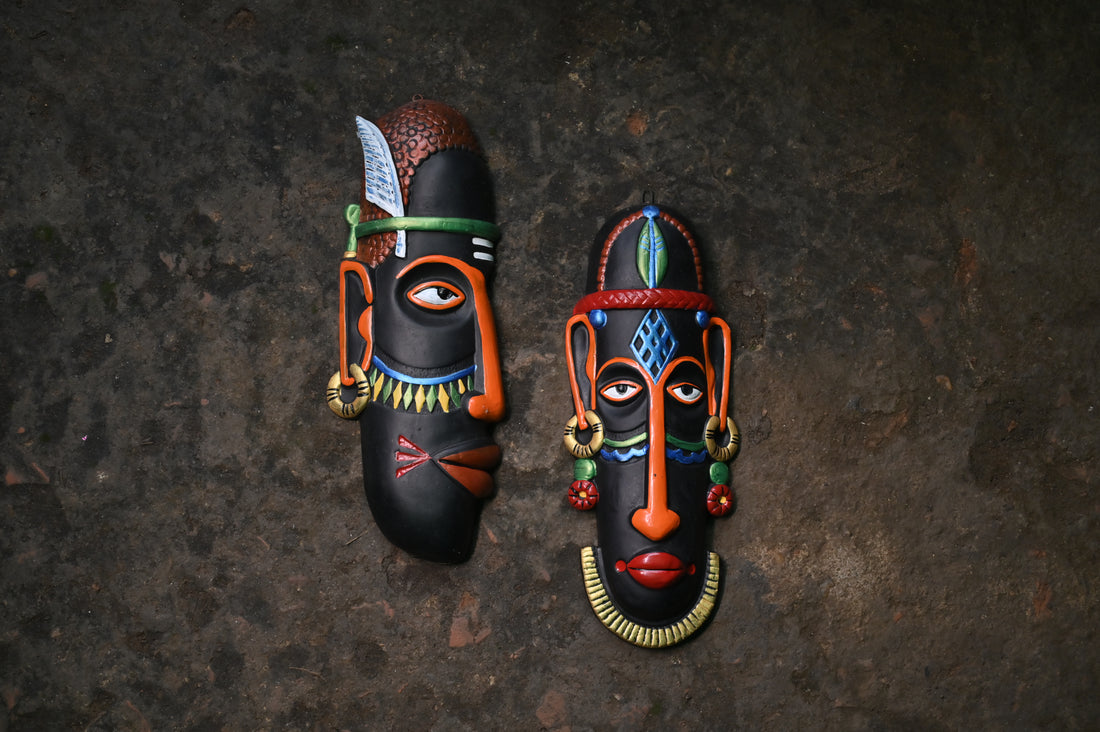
[344,204,502,255]
[601,433,706,452]
[602,432,648,449]
[665,433,706,451]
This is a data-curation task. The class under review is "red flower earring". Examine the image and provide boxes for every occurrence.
[568,457,598,510]
[706,461,734,517]
[706,484,734,517]
[569,480,599,510]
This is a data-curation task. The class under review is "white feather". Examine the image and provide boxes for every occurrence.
[355,116,403,219]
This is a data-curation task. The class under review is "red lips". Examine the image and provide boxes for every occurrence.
[621,552,694,589]
[438,445,501,499]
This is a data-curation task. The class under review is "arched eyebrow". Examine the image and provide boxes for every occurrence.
[595,357,647,383]
[663,356,706,380]
[596,355,705,386]
[395,256,469,282]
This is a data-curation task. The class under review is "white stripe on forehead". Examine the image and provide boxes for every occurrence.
[473,237,494,262]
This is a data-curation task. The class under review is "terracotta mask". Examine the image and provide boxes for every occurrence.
[327,100,504,563]
[563,204,740,647]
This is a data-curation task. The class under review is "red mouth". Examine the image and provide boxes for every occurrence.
[437,444,501,499]
[623,552,693,589]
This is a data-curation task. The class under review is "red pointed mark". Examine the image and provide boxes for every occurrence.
[394,435,431,478]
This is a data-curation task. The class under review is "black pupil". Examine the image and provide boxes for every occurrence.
[435,287,454,300]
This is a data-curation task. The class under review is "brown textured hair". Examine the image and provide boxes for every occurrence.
[356,99,483,266]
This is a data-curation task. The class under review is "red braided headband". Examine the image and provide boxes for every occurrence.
[573,288,714,315]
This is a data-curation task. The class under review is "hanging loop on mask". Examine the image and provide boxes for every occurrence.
[327,362,370,419]
[563,410,605,459]
[704,415,741,462]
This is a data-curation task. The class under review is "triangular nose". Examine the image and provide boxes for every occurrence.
[631,505,681,541]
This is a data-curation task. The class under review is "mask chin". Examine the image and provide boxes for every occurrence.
[359,405,497,564]
[582,546,721,649]
[592,456,712,623]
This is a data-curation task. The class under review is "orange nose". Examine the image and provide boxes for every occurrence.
[630,413,680,541]
[464,266,504,423]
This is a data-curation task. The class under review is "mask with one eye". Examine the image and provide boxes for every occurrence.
[563,203,740,646]
[327,100,504,563]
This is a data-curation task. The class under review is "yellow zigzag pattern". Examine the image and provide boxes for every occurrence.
[367,367,473,414]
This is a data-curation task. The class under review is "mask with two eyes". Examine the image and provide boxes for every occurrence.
[563,204,740,647]
[327,100,504,563]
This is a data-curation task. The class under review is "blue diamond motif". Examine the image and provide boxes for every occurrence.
[631,309,678,381]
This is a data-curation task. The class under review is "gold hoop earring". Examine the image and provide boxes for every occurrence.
[563,410,605,459]
[327,363,370,419]
[704,415,740,462]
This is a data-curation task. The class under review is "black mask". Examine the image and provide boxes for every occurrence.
[327,100,504,563]
[563,204,740,646]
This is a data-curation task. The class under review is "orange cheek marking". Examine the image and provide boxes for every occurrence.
[358,308,371,343]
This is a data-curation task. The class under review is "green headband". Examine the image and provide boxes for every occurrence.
[343,204,501,255]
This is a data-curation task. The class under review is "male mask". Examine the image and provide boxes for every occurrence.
[563,204,740,647]
[327,100,504,563]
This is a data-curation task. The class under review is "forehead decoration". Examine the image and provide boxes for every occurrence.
[563,203,741,647]
[326,99,505,563]
[343,102,502,264]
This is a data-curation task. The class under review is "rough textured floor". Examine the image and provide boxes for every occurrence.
[2,1,1098,729]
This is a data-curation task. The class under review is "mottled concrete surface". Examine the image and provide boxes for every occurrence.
[2,1,1098,729]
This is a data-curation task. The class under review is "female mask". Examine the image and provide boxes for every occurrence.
[563,204,740,646]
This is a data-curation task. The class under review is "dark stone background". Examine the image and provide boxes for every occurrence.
[2,1,1097,729]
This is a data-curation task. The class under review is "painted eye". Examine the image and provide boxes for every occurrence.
[668,382,704,405]
[600,380,643,402]
[407,281,466,311]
